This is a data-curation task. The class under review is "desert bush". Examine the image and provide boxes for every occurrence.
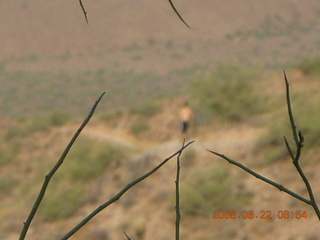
[85,229,110,240]
[180,164,252,216]
[129,101,160,118]
[189,62,265,123]
[4,111,70,140]
[39,181,86,221]
[100,109,124,122]
[36,137,128,221]
[0,175,16,196]
[0,61,5,73]
[130,119,149,136]
[294,55,320,75]
[27,111,70,132]
[0,144,17,165]
[180,148,197,167]
[254,111,291,164]
[256,87,320,164]
[61,137,127,182]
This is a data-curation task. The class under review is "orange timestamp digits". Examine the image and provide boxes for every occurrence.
[212,210,307,220]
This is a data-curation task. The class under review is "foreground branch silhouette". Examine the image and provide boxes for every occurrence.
[168,0,190,28]
[79,0,88,24]
[19,89,194,239]
[60,140,194,239]
[208,72,320,220]
[19,92,106,240]
[78,0,190,28]
[175,139,185,240]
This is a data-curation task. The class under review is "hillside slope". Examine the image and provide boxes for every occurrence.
[2,71,320,240]
[1,1,320,239]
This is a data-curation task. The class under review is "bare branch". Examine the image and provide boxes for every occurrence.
[175,139,185,240]
[123,231,131,240]
[283,136,294,160]
[168,0,190,28]
[207,149,311,205]
[19,92,106,240]
[284,71,299,151]
[79,0,88,24]
[60,140,195,240]
[284,72,320,218]
[293,159,320,219]
[209,72,320,220]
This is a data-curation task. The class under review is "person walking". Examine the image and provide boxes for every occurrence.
[179,101,194,137]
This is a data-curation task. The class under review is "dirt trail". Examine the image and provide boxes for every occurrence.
[81,123,266,162]
[82,126,137,150]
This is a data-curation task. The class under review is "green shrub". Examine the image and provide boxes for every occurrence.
[190,63,265,123]
[255,88,320,164]
[130,119,149,136]
[61,137,127,182]
[39,181,86,221]
[47,110,70,126]
[100,109,123,122]
[0,145,17,165]
[294,56,320,75]
[129,102,160,117]
[0,175,16,196]
[181,148,197,167]
[27,111,70,132]
[0,61,5,73]
[180,165,252,216]
[38,137,128,221]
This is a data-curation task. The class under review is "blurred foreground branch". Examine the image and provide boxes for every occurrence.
[208,72,320,220]
[124,231,131,240]
[79,0,88,24]
[175,139,185,240]
[60,140,194,239]
[19,92,105,240]
[168,0,190,28]
[77,0,190,28]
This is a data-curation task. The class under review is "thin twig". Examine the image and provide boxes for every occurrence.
[123,231,131,240]
[284,72,320,219]
[175,139,185,240]
[207,149,310,205]
[168,0,190,28]
[19,92,105,240]
[284,71,299,153]
[293,160,320,219]
[283,136,294,160]
[79,0,88,24]
[60,140,194,240]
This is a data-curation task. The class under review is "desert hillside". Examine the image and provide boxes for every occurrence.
[1,1,320,240]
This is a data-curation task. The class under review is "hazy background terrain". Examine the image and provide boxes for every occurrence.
[1,0,320,117]
[1,1,320,240]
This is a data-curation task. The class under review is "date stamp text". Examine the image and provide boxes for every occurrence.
[212,210,307,220]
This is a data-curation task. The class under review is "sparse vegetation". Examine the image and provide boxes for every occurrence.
[256,82,320,164]
[130,119,149,136]
[61,137,126,181]
[0,175,16,196]
[27,111,71,132]
[210,74,320,223]
[294,55,320,75]
[180,165,252,216]
[0,144,17,166]
[39,181,86,221]
[190,62,265,123]
[129,101,160,118]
